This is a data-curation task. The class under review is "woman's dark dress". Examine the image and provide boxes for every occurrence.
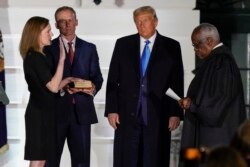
[23,50,56,160]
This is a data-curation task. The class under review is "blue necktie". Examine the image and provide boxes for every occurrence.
[141,40,150,76]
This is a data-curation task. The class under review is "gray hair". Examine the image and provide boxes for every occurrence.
[193,23,220,42]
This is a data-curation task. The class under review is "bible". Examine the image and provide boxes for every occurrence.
[69,80,92,89]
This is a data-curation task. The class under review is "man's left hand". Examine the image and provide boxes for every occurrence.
[168,116,180,131]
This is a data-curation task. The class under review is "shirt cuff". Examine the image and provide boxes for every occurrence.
[60,89,65,96]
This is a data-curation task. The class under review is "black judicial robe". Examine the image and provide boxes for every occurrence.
[180,45,246,152]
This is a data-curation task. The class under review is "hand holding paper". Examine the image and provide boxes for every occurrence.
[165,88,181,101]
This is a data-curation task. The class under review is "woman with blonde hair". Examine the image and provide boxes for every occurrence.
[19,16,71,167]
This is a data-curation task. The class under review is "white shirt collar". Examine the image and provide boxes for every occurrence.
[61,36,76,51]
[140,31,157,55]
[140,31,157,45]
[213,42,223,50]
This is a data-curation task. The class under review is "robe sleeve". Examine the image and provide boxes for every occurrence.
[189,54,243,126]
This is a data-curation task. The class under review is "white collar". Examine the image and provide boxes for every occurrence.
[213,42,223,50]
[140,31,157,44]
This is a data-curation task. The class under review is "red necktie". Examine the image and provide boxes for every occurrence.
[68,42,75,104]
[68,42,74,64]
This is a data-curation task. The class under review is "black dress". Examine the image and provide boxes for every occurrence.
[23,50,56,160]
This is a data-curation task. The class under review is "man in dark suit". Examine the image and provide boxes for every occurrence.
[105,6,184,167]
[45,6,103,167]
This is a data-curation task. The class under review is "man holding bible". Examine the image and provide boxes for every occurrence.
[45,6,103,167]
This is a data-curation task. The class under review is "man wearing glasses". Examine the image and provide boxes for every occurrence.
[178,23,246,167]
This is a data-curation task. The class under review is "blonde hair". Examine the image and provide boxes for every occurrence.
[133,6,158,22]
[19,16,49,59]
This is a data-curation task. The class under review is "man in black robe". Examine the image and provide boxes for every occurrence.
[178,23,246,167]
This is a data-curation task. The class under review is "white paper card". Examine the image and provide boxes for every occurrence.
[165,88,181,101]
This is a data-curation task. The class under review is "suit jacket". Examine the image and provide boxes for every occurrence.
[46,36,103,125]
[105,32,184,166]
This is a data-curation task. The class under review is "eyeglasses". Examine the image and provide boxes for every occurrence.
[192,37,208,49]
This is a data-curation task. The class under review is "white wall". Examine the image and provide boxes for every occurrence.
[0,0,199,166]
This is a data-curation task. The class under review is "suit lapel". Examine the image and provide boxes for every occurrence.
[73,37,81,67]
[146,33,160,77]
[57,37,72,74]
[130,35,141,81]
